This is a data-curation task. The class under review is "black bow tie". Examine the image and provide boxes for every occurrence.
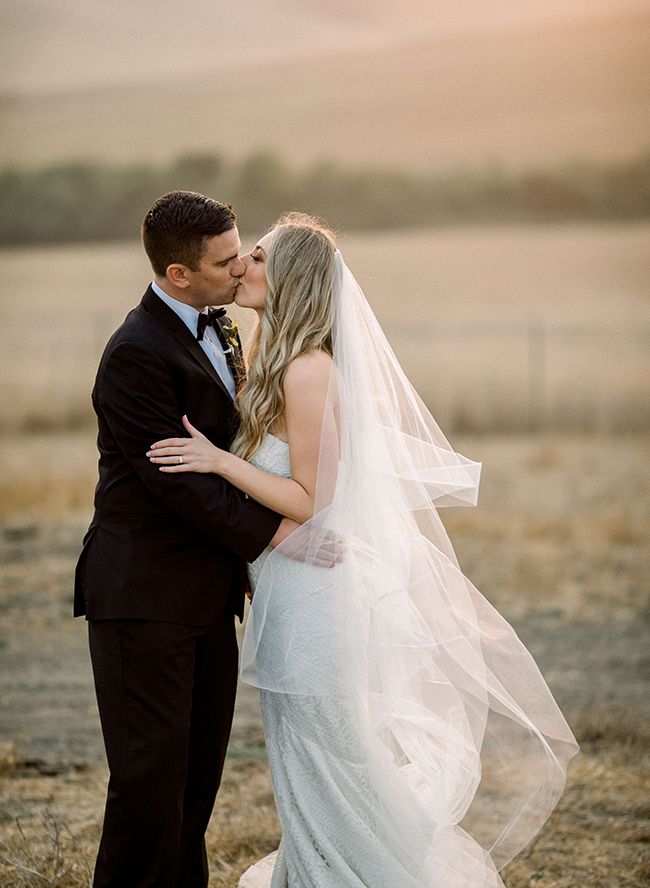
[196,307,227,341]
[196,306,246,393]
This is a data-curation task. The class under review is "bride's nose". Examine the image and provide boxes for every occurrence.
[239,253,254,274]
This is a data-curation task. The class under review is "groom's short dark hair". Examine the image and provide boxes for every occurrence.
[142,191,237,277]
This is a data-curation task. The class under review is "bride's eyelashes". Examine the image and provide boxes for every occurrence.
[251,251,264,263]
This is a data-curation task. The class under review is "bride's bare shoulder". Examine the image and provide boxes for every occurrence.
[283,350,333,392]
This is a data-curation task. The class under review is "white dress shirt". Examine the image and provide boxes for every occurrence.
[151,280,236,399]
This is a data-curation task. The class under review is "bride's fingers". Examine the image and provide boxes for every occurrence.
[146,435,217,474]
[149,437,188,450]
[182,415,206,439]
[147,445,187,457]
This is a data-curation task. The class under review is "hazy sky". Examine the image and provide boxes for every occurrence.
[3,0,650,93]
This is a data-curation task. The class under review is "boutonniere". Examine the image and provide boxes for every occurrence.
[221,320,241,351]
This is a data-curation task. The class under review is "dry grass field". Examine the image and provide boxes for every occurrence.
[0,432,649,887]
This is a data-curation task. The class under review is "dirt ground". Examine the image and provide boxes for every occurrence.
[0,433,649,886]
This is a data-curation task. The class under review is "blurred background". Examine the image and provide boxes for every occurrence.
[0,0,650,448]
[1,0,649,447]
[1,3,650,886]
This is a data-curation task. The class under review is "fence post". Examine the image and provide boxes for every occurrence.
[528,317,547,431]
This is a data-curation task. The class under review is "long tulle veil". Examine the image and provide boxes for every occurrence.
[240,251,578,885]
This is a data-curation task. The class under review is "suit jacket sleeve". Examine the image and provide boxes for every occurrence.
[97,339,281,562]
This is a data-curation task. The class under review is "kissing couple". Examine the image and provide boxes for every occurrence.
[75,191,577,888]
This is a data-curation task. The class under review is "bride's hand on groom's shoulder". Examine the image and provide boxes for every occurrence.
[147,415,227,474]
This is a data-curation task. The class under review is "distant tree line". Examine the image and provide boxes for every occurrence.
[1,150,649,246]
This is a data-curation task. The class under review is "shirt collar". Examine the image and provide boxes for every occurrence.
[151,280,201,338]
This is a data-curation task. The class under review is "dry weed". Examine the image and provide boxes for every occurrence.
[0,813,92,887]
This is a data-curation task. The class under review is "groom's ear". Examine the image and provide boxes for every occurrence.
[166,264,191,289]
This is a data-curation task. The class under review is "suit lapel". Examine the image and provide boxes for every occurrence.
[142,286,235,402]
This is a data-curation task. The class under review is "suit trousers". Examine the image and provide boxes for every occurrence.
[88,609,239,888]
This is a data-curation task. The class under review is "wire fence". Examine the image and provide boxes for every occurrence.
[1,309,648,434]
[389,318,650,433]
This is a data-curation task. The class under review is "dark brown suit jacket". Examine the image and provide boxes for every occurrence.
[74,286,280,625]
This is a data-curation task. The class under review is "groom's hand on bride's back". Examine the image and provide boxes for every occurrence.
[269,518,344,568]
[268,517,298,549]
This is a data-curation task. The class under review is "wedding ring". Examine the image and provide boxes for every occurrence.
[178,455,183,464]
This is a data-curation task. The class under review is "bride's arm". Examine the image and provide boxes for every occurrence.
[147,351,336,525]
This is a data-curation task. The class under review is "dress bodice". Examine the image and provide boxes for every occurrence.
[247,435,291,590]
[250,434,291,479]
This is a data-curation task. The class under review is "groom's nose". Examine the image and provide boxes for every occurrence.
[231,256,246,277]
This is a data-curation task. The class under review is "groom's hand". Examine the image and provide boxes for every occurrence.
[269,519,344,568]
[268,517,300,549]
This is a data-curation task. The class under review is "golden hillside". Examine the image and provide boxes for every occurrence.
[1,11,648,170]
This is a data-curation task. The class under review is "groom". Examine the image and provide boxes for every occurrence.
[75,191,287,887]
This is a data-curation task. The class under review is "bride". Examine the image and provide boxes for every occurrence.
[148,213,578,887]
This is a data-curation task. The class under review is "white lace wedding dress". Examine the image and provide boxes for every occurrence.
[241,434,379,888]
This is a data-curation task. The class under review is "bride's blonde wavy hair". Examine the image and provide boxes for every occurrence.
[231,213,336,462]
